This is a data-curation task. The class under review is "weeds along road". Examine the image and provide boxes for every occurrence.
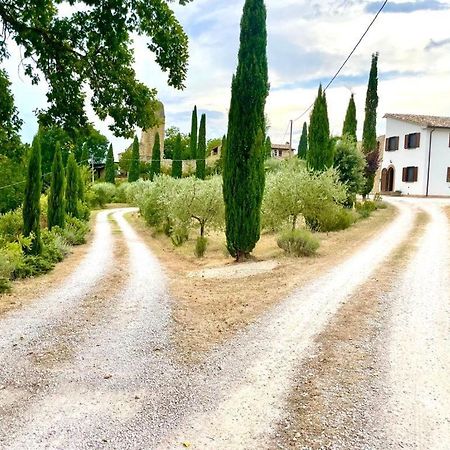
[0,201,448,449]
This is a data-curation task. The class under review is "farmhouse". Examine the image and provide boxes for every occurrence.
[379,114,450,197]
[271,143,294,159]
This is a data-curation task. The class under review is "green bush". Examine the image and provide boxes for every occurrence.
[114,182,130,203]
[277,229,320,257]
[86,182,117,208]
[315,207,358,232]
[0,208,23,243]
[170,226,189,247]
[195,236,208,258]
[53,216,90,245]
[0,241,23,292]
[77,201,91,222]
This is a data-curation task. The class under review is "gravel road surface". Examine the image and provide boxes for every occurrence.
[0,202,448,450]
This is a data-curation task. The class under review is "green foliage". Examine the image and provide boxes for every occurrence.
[262,162,347,232]
[0,208,23,243]
[47,143,65,230]
[150,133,161,181]
[195,236,208,258]
[105,144,115,184]
[362,53,380,196]
[119,147,132,174]
[223,0,269,260]
[172,134,183,178]
[277,229,319,257]
[0,1,190,137]
[297,122,308,159]
[164,126,190,160]
[23,135,42,255]
[0,69,24,160]
[0,155,26,213]
[196,113,206,179]
[0,241,23,292]
[65,154,79,218]
[333,136,365,206]
[311,207,358,232]
[265,136,272,159]
[87,182,117,208]
[38,126,71,179]
[128,136,140,182]
[52,216,90,245]
[342,94,357,141]
[307,85,332,171]
[190,106,198,159]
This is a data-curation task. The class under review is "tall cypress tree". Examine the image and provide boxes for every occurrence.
[223,0,269,261]
[105,143,115,184]
[297,122,308,159]
[77,164,85,202]
[190,105,198,160]
[48,143,65,230]
[150,133,161,180]
[196,113,206,179]
[307,85,332,171]
[81,144,89,166]
[362,53,379,196]
[172,133,182,178]
[23,134,42,255]
[66,153,79,218]
[128,136,140,182]
[264,136,272,159]
[343,93,357,141]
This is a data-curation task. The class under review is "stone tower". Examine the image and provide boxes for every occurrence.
[140,101,165,162]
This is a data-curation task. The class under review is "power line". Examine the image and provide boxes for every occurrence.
[292,0,389,124]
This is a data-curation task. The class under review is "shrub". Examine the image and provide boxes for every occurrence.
[355,200,378,219]
[170,226,189,247]
[77,201,91,222]
[114,182,130,203]
[87,182,117,208]
[195,236,208,258]
[0,242,23,292]
[0,208,23,243]
[277,229,320,257]
[311,207,358,232]
[53,216,90,245]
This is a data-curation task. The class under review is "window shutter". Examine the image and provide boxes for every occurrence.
[447,167,450,182]
[402,167,407,182]
[404,135,409,149]
[416,133,421,148]
[414,167,418,182]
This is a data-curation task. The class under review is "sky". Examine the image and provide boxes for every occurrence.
[4,0,450,156]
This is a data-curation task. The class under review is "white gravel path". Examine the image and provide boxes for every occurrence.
[160,201,417,449]
[1,208,175,449]
[383,200,450,449]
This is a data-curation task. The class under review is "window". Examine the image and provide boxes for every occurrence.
[402,166,418,182]
[447,167,450,183]
[404,133,421,149]
[386,136,399,151]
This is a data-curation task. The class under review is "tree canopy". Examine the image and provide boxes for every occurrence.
[0,0,191,137]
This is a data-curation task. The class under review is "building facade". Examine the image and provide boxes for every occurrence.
[271,143,294,159]
[380,114,450,197]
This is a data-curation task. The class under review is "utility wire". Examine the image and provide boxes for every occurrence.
[292,0,389,123]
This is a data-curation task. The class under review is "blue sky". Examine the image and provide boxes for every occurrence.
[5,0,450,155]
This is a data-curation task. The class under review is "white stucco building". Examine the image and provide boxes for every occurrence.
[380,114,450,197]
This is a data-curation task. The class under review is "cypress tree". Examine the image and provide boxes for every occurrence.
[77,164,85,202]
[47,143,65,230]
[128,136,140,182]
[172,133,182,178]
[81,144,89,166]
[66,153,79,218]
[307,85,332,171]
[264,136,272,159]
[342,93,357,141]
[223,0,269,261]
[150,133,161,180]
[23,134,42,255]
[297,122,308,159]
[105,143,115,184]
[190,105,198,160]
[362,53,380,196]
[196,113,206,179]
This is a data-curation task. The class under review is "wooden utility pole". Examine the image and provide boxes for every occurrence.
[289,119,293,156]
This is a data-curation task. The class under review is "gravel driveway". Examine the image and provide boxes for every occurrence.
[0,202,448,450]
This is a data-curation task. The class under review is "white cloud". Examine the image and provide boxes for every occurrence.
[4,0,450,153]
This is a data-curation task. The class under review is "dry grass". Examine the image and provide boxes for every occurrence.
[127,205,397,360]
[270,211,429,449]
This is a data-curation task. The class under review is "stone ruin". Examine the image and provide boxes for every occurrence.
[139,101,165,162]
